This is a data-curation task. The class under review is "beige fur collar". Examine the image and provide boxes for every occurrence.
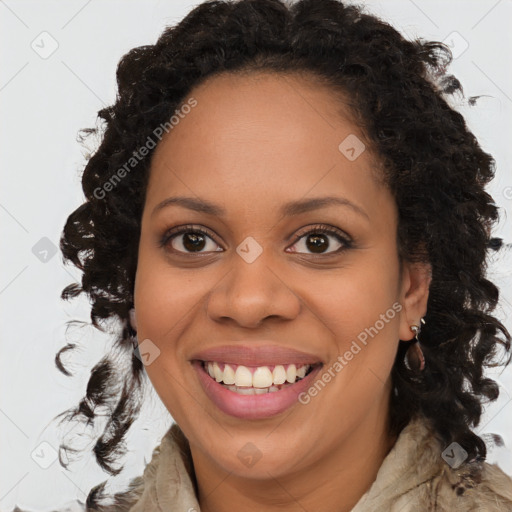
[96,416,512,511]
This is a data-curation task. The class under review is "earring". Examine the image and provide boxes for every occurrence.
[405,318,425,372]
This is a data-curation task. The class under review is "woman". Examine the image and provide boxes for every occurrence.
[56,0,512,510]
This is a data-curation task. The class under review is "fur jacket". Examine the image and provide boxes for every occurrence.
[13,416,512,511]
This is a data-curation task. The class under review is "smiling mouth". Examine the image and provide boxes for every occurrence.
[199,360,319,395]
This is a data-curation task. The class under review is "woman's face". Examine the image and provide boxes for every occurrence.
[134,72,430,481]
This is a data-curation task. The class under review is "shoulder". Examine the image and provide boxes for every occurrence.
[85,422,197,512]
[83,428,172,511]
[403,417,512,511]
[434,457,512,510]
[353,416,512,511]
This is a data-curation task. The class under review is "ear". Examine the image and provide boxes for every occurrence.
[398,261,432,341]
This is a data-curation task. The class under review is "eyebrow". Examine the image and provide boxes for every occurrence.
[152,195,369,220]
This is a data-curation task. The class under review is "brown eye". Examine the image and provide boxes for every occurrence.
[160,226,222,254]
[288,225,351,255]
[159,223,352,256]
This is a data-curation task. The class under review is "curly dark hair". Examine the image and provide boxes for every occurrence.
[55,0,511,506]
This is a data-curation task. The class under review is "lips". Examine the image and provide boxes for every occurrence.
[190,344,324,419]
[190,344,324,366]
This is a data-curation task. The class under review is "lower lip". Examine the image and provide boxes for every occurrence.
[192,360,323,420]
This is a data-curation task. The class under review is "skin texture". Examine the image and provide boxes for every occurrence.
[133,72,431,512]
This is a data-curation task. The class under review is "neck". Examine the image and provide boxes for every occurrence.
[193,387,397,512]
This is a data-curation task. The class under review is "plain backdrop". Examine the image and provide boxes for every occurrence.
[1,0,512,510]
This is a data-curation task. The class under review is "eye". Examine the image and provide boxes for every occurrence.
[160,223,352,256]
[160,225,222,254]
[287,224,352,256]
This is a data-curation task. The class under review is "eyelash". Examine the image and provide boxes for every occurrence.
[159,223,353,257]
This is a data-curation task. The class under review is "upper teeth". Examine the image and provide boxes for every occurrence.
[205,362,310,387]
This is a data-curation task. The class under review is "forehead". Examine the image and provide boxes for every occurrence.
[161,70,364,155]
[145,71,391,224]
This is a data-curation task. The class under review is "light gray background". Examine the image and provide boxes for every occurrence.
[1,0,511,510]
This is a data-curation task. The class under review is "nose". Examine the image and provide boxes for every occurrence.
[205,247,301,329]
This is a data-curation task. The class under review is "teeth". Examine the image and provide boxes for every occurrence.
[297,365,307,379]
[286,364,297,383]
[223,364,236,385]
[236,386,255,395]
[205,362,312,388]
[252,367,273,388]
[234,365,253,387]
[213,362,223,382]
[272,365,287,385]
[224,386,281,395]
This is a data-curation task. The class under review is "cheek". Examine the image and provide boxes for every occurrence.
[134,241,207,344]
[306,249,401,336]
[133,256,204,416]
[303,248,402,392]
